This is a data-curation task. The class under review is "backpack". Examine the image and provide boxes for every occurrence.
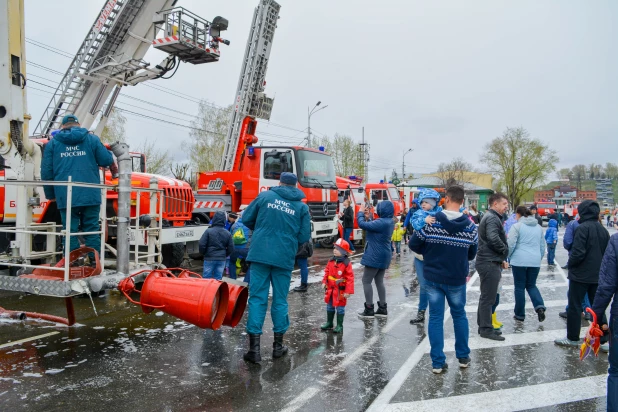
[232,227,247,245]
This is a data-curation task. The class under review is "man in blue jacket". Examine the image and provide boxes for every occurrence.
[41,114,113,260]
[241,172,311,363]
[592,233,618,411]
[357,200,395,319]
[410,185,478,373]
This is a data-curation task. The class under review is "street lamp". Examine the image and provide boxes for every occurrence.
[307,101,328,147]
[402,148,414,183]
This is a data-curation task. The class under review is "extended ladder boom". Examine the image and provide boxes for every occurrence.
[33,0,227,136]
[220,0,280,172]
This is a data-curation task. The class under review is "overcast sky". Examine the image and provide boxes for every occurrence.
[24,0,618,181]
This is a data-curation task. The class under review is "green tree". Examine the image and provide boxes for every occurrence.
[571,164,587,190]
[480,127,558,207]
[557,168,573,180]
[184,101,233,172]
[311,133,362,177]
[605,162,618,180]
[100,109,127,143]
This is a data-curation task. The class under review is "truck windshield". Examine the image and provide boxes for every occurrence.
[388,187,400,200]
[297,150,336,189]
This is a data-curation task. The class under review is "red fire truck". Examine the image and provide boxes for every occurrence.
[365,181,406,218]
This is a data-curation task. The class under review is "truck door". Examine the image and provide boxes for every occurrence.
[259,149,295,193]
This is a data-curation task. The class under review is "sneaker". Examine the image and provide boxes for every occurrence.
[536,308,546,322]
[410,310,425,324]
[432,363,449,374]
[480,331,505,341]
[554,338,580,347]
[559,311,568,319]
[458,357,471,368]
[600,343,610,353]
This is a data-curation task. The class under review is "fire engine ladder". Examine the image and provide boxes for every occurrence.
[219,0,280,172]
[33,0,138,136]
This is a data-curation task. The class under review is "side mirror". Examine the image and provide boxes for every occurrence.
[140,154,146,173]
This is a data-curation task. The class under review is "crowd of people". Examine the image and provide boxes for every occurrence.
[192,171,615,410]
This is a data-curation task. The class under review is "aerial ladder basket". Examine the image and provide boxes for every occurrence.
[152,7,229,64]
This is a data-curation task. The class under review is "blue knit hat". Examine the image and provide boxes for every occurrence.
[280,172,298,186]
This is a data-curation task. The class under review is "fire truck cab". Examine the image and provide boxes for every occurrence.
[336,176,367,244]
[365,182,405,217]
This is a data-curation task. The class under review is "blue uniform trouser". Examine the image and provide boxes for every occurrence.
[59,206,101,255]
[246,262,292,335]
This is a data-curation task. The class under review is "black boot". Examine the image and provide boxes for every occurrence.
[293,283,308,292]
[375,302,388,318]
[272,333,288,359]
[409,310,425,324]
[243,334,262,364]
[358,303,375,319]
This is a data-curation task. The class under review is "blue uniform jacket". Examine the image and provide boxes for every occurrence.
[592,233,618,320]
[563,219,580,254]
[358,201,395,269]
[199,211,234,261]
[41,127,113,209]
[545,219,558,245]
[242,185,311,271]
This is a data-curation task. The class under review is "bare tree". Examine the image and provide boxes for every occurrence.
[571,164,587,190]
[171,162,195,189]
[100,109,127,144]
[557,168,573,181]
[310,133,363,177]
[136,140,172,176]
[436,157,474,188]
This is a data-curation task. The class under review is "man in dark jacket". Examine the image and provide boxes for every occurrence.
[476,192,509,341]
[592,233,618,410]
[409,185,478,373]
[241,172,311,363]
[341,199,356,252]
[556,200,610,347]
[357,200,395,319]
[41,114,113,259]
[199,211,234,280]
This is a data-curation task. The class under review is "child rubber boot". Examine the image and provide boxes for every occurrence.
[321,311,335,330]
[492,312,503,330]
[333,314,345,333]
[375,302,388,318]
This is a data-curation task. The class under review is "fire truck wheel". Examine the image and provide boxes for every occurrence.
[162,243,185,268]
[192,213,210,225]
[317,236,336,248]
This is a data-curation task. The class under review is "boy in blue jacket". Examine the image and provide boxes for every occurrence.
[545,219,558,266]
[408,188,442,324]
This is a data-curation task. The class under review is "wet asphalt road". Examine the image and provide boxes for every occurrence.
[0,225,614,412]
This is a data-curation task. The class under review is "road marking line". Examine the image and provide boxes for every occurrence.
[464,299,568,313]
[382,374,607,412]
[468,282,567,292]
[280,303,416,412]
[435,327,587,353]
[556,260,569,283]
[364,272,479,412]
[0,331,60,349]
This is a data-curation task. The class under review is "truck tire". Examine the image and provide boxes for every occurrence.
[317,236,336,248]
[192,213,210,225]
[162,243,185,268]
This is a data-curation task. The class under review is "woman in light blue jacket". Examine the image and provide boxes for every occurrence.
[508,205,547,322]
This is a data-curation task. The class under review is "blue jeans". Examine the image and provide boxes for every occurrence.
[547,244,556,265]
[297,258,309,284]
[202,260,226,280]
[426,280,469,368]
[326,296,345,314]
[343,227,355,251]
[246,263,292,335]
[608,316,617,412]
[415,258,428,312]
[59,206,101,255]
[512,266,545,319]
[394,241,401,254]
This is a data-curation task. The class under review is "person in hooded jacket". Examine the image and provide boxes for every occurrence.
[555,200,610,347]
[508,206,546,322]
[357,200,395,319]
[544,218,559,266]
[241,172,311,363]
[591,232,618,410]
[198,211,234,280]
[229,212,252,282]
[41,114,113,260]
[409,185,478,373]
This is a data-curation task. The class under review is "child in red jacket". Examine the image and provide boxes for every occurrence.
[321,239,355,333]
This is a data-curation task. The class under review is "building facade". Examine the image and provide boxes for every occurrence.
[534,185,596,209]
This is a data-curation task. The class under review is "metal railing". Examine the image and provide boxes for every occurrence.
[0,178,164,282]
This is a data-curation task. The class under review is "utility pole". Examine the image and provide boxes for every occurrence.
[358,127,369,182]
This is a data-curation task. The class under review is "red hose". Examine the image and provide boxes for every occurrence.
[0,307,69,325]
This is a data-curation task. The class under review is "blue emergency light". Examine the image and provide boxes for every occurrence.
[248,146,255,157]
[318,146,325,152]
